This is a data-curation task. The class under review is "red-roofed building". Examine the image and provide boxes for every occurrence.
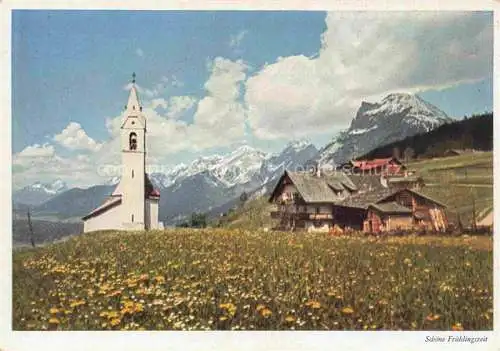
[340,157,406,175]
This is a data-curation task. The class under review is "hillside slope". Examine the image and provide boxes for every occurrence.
[359,113,492,160]
[409,151,493,226]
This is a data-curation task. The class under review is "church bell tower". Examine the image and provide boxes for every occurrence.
[121,73,146,230]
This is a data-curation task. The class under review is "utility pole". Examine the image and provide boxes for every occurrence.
[27,209,35,248]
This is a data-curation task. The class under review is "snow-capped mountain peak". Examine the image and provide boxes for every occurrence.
[319,92,451,165]
[366,93,449,123]
[30,179,68,194]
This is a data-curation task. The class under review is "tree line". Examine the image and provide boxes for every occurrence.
[359,112,493,161]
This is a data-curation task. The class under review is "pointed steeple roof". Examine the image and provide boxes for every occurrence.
[126,72,142,113]
[121,73,146,129]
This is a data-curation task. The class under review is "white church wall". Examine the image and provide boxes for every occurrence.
[83,203,122,232]
[121,151,146,228]
[145,198,151,229]
[148,198,159,230]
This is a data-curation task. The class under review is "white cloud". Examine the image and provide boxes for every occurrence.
[106,57,248,161]
[229,30,248,48]
[15,143,55,158]
[12,145,99,189]
[124,82,161,99]
[246,11,493,139]
[150,98,168,111]
[136,48,144,57]
[53,122,102,152]
[166,96,196,119]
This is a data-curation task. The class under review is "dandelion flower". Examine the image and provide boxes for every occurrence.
[341,307,354,315]
[452,323,464,331]
[425,314,440,321]
[260,308,272,318]
[305,300,321,309]
[256,304,266,312]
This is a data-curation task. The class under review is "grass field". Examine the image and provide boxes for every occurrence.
[13,229,492,331]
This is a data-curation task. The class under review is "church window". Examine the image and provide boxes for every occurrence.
[131,214,134,222]
[132,169,134,178]
[129,132,137,150]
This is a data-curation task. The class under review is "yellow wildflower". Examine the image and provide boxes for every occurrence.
[110,318,121,327]
[69,300,86,308]
[305,300,321,309]
[256,304,266,312]
[260,308,272,318]
[341,307,354,315]
[219,303,237,317]
[154,275,165,284]
[426,314,441,321]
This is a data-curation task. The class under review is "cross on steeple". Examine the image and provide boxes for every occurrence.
[132,72,136,84]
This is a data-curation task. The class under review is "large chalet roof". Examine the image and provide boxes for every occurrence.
[270,171,382,204]
[286,172,343,203]
[349,174,387,192]
[269,170,446,210]
[339,187,447,210]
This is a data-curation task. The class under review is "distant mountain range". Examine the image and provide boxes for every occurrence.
[13,93,463,226]
[14,140,318,224]
[13,179,68,206]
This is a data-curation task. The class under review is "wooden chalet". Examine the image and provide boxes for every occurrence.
[269,170,447,233]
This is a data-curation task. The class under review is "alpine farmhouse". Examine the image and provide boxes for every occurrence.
[269,159,447,234]
[82,76,162,232]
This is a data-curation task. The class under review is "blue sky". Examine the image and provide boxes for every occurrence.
[12,11,493,188]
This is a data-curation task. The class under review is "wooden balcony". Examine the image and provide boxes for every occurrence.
[309,213,333,220]
[270,211,333,221]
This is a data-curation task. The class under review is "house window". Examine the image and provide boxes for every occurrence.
[316,207,320,214]
[131,214,134,222]
[129,132,137,150]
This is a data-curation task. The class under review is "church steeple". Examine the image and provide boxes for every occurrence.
[120,73,147,230]
[126,72,142,113]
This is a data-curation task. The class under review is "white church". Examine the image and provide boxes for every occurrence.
[82,75,162,232]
